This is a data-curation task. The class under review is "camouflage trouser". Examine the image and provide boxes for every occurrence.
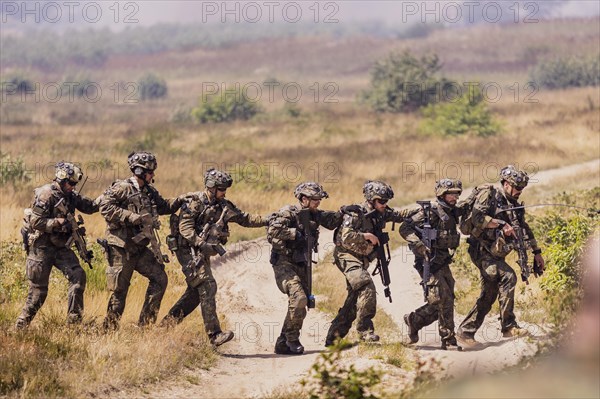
[16,245,86,327]
[459,242,518,336]
[326,250,377,341]
[103,244,168,329]
[162,248,221,337]
[407,263,456,341]
[272,254,308,342]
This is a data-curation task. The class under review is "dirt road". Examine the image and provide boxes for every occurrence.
[139,159,598,398]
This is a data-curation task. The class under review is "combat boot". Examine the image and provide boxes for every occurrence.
[441,336,463,351]
[502,325,529,338]
[360,332,380,343]
[456,329,479,348]
[286,340,305,354]
[403,313,419,344]
[14,317,28,331]
[210,330,234,347]
[275,334,292,354]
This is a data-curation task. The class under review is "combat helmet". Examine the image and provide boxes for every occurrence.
[294,182,329,200]
[205,168,233,189]
[500,165,529,190]
[363,180,394,201]
[435,178,463,197]
[55,161,83,185]
[128,151,157,172]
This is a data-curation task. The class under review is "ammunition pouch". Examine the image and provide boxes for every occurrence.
[434,230,460,249]
[490,235,513,258]
[166,234,179,252]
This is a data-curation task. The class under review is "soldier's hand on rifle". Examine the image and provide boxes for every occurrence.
[501,223,515,237]
[53,218,72,233]
[414,241,430,257]
[363,232,380,246]
[128,213,144,226]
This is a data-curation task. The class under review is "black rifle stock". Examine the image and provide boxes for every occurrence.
[55,198,93,269]
[297,208,316,309]
[415,201,437,301]
[367,210,392,303]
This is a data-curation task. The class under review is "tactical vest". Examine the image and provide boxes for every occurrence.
[268,205,320,256]
[334,205,377,257]
[431,203,461,250]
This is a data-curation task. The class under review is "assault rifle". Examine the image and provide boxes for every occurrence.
[297,208,316,309]
[132,211,169,264]
[55,197,93,269]
[367,209,393,303]
[414,201,437,301]
[499,206,542,284]
[182,207,229,284]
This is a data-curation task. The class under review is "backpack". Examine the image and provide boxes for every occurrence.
[457,184,495,237]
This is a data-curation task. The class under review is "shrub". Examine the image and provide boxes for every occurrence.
[191,88,262,123]
[531,189,599,331]
[0,152,31,187]
[137,73,168,101]
[301,340,382,399]
[530,55,600,89]
[1,72,35,94]
[360,51,452,113]
[420,86,501,137]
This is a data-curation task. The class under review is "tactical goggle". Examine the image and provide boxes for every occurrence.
[438,178,462,189]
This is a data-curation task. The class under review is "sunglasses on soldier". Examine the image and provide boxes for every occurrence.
[375,199,388,205]
[216,187,228,192]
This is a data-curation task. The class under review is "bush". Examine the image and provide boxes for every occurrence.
[301,340,382,399]
[360,51,452,113]
[137,73,168,101]
[1,72,35,94]
[0,152,31,187]
[531,189,600,331]
[62,74,94,98]
[191,88,262,123]
[530,55,600,89]
[420,86,501,137]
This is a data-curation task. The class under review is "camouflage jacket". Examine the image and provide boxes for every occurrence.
[335,202,411,259]
[400,200,465,265]
[99,177,183,249]
[267,205,342,256]
[27,182,98,249]
[177,191,266,252]
[471,185,539,250]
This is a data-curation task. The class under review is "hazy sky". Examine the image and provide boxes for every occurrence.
[1,1,599,31]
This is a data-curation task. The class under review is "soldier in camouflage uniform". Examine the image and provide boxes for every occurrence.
[15,162,98,329]
[325,181,410,346]
[99,151,184,330]
[268,182,342,354]
[160,168,266,347]
[457,165,545,345]
[401,179,464,350]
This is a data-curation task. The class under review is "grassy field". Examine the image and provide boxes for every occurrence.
[1,16,599,398]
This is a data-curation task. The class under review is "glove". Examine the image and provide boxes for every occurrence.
[414,241,430,257]
[54,218,72,233]
[128,213,143,226]
[295,229,305,242]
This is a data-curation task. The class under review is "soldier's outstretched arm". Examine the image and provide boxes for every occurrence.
[319,210,343,230]
[399,209,424,246]
[226,202,268,228]
[150,187,186,215]
[386,207,414,223]
[74,193,99,214]
[267,213,297,241]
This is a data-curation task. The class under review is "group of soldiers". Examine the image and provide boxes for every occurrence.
[15,151,545,355]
